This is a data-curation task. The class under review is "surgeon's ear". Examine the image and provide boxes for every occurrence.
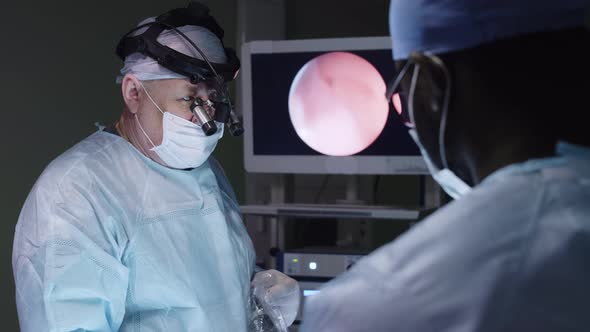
[121,74,142,114]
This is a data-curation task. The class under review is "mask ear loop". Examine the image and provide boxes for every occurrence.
[134,81,164,148]
[427,54,452,170]
[407,62,421,128]
[139,81,165,115]
[135,115,158,149]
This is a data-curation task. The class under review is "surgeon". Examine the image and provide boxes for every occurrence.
[12,2,299,331]
[301,1,590,331]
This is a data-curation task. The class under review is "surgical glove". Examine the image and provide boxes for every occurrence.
[251,269,301,330]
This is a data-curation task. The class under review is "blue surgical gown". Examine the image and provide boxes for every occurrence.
[12,130,256,331]
[301,142,590,332]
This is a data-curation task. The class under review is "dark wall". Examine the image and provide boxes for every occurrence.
[286,0,390,39]
[0,0,238,329]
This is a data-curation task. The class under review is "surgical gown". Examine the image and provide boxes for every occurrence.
[12,130,256,331]
[300,142,590,332]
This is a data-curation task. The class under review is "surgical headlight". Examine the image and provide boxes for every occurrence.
[116,1,244,136]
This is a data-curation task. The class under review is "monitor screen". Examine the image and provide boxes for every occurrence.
[240,37,427,174]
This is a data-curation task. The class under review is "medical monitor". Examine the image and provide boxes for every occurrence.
[240,37,427,174]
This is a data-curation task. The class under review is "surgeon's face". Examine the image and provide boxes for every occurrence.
[120,75,218,165]
[134,78,215,144]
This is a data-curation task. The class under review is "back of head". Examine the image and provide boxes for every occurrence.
[444,27,590,151]
[389,0,588,61]
[389,0,590,177]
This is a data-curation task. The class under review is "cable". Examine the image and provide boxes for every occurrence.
[313,175,331,204]
[428,54,452,170]
[372,175,381,205]
[386,60,413,98]
[408,62,421,125]
[157,22,237,125]
[123,20,240,130]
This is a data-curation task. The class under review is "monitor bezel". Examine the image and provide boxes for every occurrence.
[240,37,427,174]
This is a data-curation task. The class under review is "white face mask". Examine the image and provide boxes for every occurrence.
[408,129,471,199]
[135,82,224,169]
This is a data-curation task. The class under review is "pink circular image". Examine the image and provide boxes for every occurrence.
[288,52,389,156]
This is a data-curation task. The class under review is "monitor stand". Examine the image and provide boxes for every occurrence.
[334,176,371,249]
[340,175,364,205]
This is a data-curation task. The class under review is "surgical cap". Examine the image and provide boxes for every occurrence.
[116,17,228,83]
[389,0,589,60]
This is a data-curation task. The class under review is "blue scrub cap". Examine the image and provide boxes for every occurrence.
[389,0,589,60]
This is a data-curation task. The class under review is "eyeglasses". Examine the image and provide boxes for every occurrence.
[385,52,453,169]
[386,57,414,128]
[385,52,451,130]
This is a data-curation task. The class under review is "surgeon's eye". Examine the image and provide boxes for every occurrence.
[181,96,195,102]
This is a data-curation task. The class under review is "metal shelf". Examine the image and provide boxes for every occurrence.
[240,203,420,220]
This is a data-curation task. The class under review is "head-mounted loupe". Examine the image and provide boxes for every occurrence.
[116,1,244,136]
